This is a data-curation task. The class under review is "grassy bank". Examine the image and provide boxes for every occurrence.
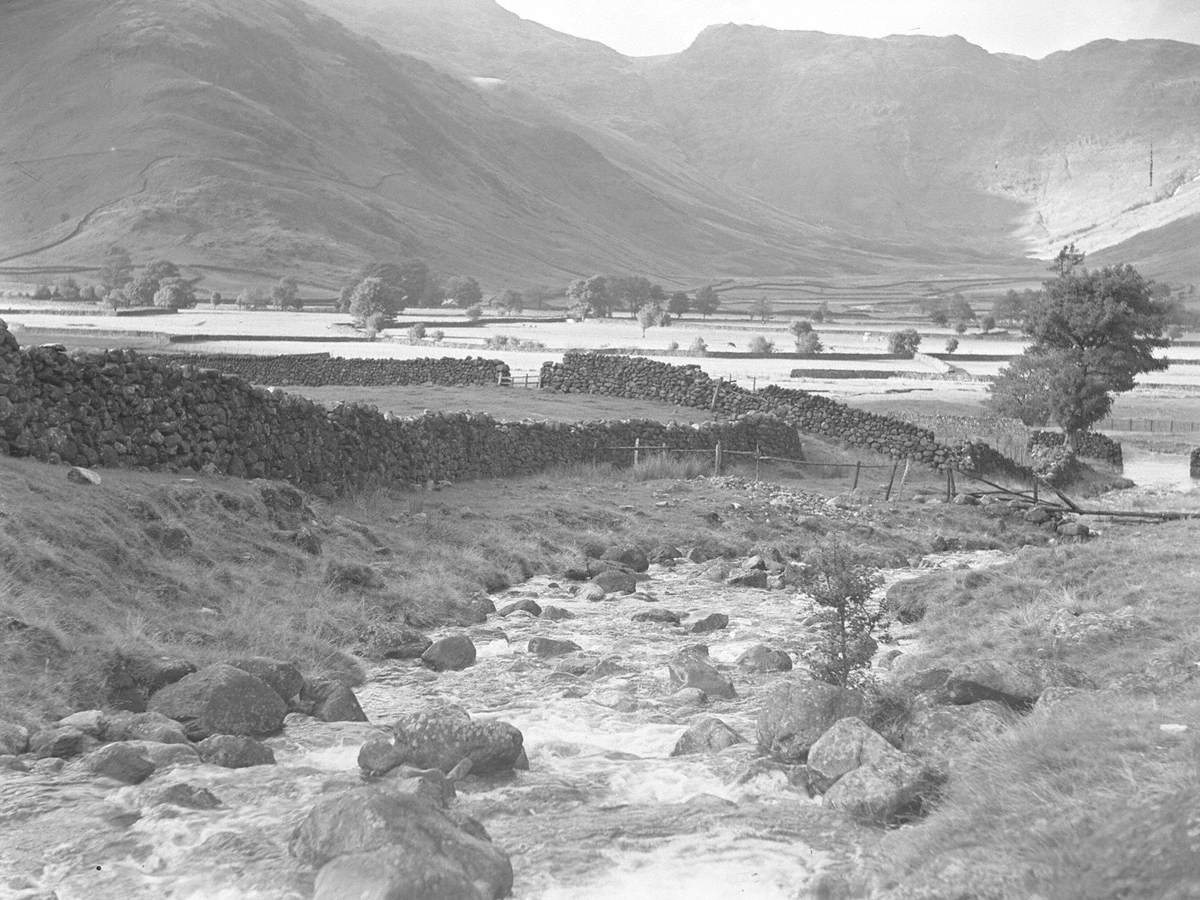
[857,521,1200,898]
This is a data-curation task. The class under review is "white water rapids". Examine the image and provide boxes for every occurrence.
[0,552,1005,900]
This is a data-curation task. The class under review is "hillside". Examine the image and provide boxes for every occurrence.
[0,0,854,290]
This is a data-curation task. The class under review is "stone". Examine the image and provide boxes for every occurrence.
[823,752,942,825]
[806,717,898,792]
[688,613,730,634]
[148,663,287,740]
[736,645,793,672]
[538,606,574,621]
[29,725,91,759]
[649,545,683,563]
[902,702,1012,772]
[590,570,637,595]
[58,709,106,738]
[945,658,1095,709]
[101,653,196,712]
[554,652,601,676]
[671,717,746,756]
[104,710,190,744]
[756,677,865,763]
[144,782,222,810]
[197,734,276,768]
[668,688,709,707]
[1057,521,1090,538]
[382,766,457,808]
[228,657,304,703]
[290,787,512,900]
[122,740,200,769]
[1024,506,1054,524]
[299,678,369,723]
[358,706,524,777]
[577,583,608,603]
[377,628,433,660]
[601,545,649,573]
[67,466,101,486]
[84,742,156,784]
[667,649,736,700]
[0,721,30,755]
[421,634,477,672]
[527,637,582,659]
[884,580,928,625]
[631,608,681,625]
[726,568,768,589]
[498,598,542,618]
[685,546,712,563]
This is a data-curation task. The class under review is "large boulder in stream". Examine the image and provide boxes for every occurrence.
[291,786,513,900]
[421,634,477,672]
[227,657,304,703]
[671,717,745,756]
[806,717,898,793]
[147,664,287,740]
[756,677,865,763]
[822,751,942,825]
[666,648,736,700]
[358,706,525,777]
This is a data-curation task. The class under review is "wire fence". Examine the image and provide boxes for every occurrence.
[1097,417,1200,434]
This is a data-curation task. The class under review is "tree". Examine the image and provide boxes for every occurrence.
[566,275,611,318]
[949,293,975,322]
[750,296,773,323]
[799,540,884,687]
[152,277,196,309]
[925,297,950,326]
[236,287,267,309]
[80,285,98,302]
[99,246,133,292]
[689,336,708,355]
[31,285,52,300]
[788,319,813,339]
[813,301,830,323]
[954,321,968,335]
[945,337,959,354]
[56,277,81,302]
[465,304,483,321]
[209,291,223,307]
[407,323,426,344]
[748,335,774,354]
[1050,241,1086,276]
[608,275,653,315]
[443,275,482,308]
[346,260,429,309]
[349,277,401,327]
[989,348,1111,438]
[980,315,996,333]
[693,285,719,318]
[795,332,824,356]
[270,276,301,310]
[888,329,921,358]
[125,259,181,306]
[637,303,667,336]
[495,289,524,315]
[668,291,690,317]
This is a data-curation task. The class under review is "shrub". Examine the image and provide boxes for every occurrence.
[689,337,708,355]
[748,335,774,355]
[209,291,223,307]
[799,539,885,687]
[152,277,196,309]
[431,329,445,342]
[795,331,824,356]
[32,285,51,300]
[888,329,922,358]
[945,337,959,354]
[407,323,426,344]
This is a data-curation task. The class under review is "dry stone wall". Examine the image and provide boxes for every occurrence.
[540,353,1028,477]
[0,320,797,492]
[158,352,508,387]
[1029,430,1123,469]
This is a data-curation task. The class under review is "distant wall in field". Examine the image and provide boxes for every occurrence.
[0,319,797,492]
[157,352,508,387]
[1029,430,1123,469]
[540,352,1028,477]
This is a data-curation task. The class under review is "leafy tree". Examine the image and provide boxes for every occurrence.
[566,275,611,318]
[407,323,426,344]
[799,540,885,687]
[80,285,98,302]
[925,297,950,326]
[814,301,830,323]
[1050,241,1086,276]
[270,276,301,310]
[99,246,133,292]
[748,335,774,354]
[888,329,921,358]
[992,290,1028,326]
[465,304,483,321]
[637,303,667,336]
[945,337,959,354]
[954,321,968,335]
[349,277,401,327]
[668,291,690,317]
[236,287,267,309]
[495,289,524,315]
[980,315,996,333]
[989,348,1112,438]
[949,293,975,322]
[209,291,223,307]
[443,275,482,308]
[55,277,81,302]
[152,277,196,309]
[608,275,654,315]
[689,336,708,355]
[693,285,719,318]
[750,296,772,323]
[31,284,52,300]
[795,332,824,356]
[788,319,813,340]
[430,329,445,342]
[125,259,181,306]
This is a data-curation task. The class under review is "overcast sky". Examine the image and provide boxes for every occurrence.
[496,0,1200,59]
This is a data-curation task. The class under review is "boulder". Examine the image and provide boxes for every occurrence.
[756,677,865,763]
[197,734,276,768]
[577,583,609,603]
[324,560,384,590]
[299,678,369,723]
[589,570,637,595]
[688,613,730,634]
[884,580,928,624]
[103,710,190,744]
[228,657,304,703]
[902,702,1012,772]
[806,717,897,792]
[358,706,524,777]
[632,608,681,625]
[601,545,649,573]
[101,653,196,712]
[527,638,582,659]
[498,598,542,618]
[143,782,221,810]
[554,652,601,676]
[736,645,793,673]
[726,568,768,589]
[122,740,200,769]
[29,726,91,759]
[823,752,942,825]
[0,721,30,755]
[382,766,457,808]
[538,606,574,621]
[945,658,1095,709]
[421,634,477,672]
[58,709,107,738]
[147,664,287,740]
[649,545,683,563]
[67,466,102,485]
[666,649,736,700]
[83,742,156,784]
[377,628,433,660]
[1057,521,1090,538]
[670,717,745,756]
[290,787,512,900]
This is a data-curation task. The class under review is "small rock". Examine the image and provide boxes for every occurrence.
[144,782,222,809]
[0,721,30,755]
[671,717,745,756]
[539,606,574,621]
[726,568,768,589]
[806,717,897,792]
[601,545,649,573]
[122,740,200,769]
[822,752,941,825]
[228,657,304,703]
[29,726,91,759]
[358,706,524,777]
[498,598,543,618]
[67,466,101,486]
[688,613,730,634]
[57,709,107,738]
[421,634,477,672]
[104,710,190,744]
[577,583,608,603]
[946,658,1095,709]
[590,570,638,595]
[736,645,793,673]
[527,638,582,659]
[667,688,709,707]
[649,545,683,563]
[376,628,432,660]
[667,649,736,699]
[632,608,681,625]
[756,677,865,763]
[300,679,369,723]
[197,734,276,768]
[84,742,156,784]
[1057,521,1090,538]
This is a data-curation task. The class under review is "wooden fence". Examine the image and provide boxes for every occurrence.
[1097,417,1200,434]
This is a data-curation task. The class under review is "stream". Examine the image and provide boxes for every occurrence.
[1,550,1007,900]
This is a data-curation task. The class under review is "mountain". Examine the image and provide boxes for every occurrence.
[310,1,1200,283]
[0,0,864,290]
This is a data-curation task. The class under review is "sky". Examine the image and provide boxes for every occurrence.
[496,0,1200,59]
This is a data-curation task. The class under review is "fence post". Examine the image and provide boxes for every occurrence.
[852,461,862,491]
[884,461,898,501]
[711,382,720,411]
[1032,475,1039,503]
[714,441,722,475]
[634,437,641,467]
[945,467,953,502]
[592,440,598,468]
[755,442,761,483]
